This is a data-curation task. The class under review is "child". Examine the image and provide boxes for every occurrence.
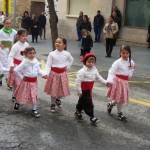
[75,53,109,125]
[8,28,29,101]
[44,37,73,112]
[13,47,43,117]
[0,18,17,87]
[106,45,135,121]
[80,29,93,56]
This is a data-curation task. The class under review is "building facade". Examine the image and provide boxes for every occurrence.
[57,0,150,46]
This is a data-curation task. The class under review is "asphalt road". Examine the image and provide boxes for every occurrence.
[0,37,149,150]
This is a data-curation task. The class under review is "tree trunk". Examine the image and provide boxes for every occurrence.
[47,0,58,50]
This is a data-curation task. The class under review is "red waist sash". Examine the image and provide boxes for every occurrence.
[116,74,129,80]
[23,77,37,82]
[13,58,22,65]
[81,81,94,90]
[51,67,66,73]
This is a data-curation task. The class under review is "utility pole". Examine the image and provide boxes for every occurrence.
[12,0,16,28]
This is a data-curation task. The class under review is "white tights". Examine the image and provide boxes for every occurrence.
[111,100,123,113]
[51,96,62,104]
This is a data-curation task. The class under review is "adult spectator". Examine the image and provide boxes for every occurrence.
[93,10,104,43]
[79,15,92,33]
[21,11,31,32]
[30,14,40,43]
[112,11,121,46]
[38,12,46,40]
[103,16,118,58]
[76,11,83,41]
[112,6,122,22]
[147,23,150,48]
[0,11,5,29]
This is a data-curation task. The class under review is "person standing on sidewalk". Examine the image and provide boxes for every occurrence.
[13,47,43,117]
[38,12,46,40]
[106,45,135,121]
[76,11,83,41]
[93,10,104,43]
[147,23,150,48]
[75,53,109,125]
[44,37,73,112]
[103,16,118,58]
[8,28,29,102]
[80,29,93,56]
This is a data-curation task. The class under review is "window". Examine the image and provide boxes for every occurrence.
[68,0,90,16]
[125,0,150,28]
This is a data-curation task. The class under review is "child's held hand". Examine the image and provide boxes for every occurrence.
[106,82,112,87]
[77,93,82,97]
[9,66,14,73]
[42,75,48,79]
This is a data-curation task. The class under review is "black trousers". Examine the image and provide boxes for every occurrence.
[106,38,114,57]
[76,90,94,118]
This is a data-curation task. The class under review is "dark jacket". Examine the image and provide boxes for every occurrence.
[79,21,92,32]
[76,16,83,28]
[38,15,46,27]
[82,35,93,50]
[30,19,39,35]
[21,16,31,29]
[93,14,104,27]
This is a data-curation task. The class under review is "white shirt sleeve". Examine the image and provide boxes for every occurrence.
[95,69,107,84]
[8,46,17,67]
[14,62,24,79]
[66,52,73,70]
[44,53,52,75]
[0,61,9,73]
[129,60,135,78]
[75,69,84,93]
[107,61,119,83]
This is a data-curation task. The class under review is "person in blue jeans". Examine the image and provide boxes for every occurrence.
[93,10,104,43]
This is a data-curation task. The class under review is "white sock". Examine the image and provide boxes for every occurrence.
[32,103,37,111]
[111,100,117,106]
[51,96,56,104]
[117,103,123,113]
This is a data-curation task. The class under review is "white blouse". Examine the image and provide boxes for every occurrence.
[107,58,135,83]
[45,49,73,75]
[14,58,43,79]
[8,41,29,67]
[76,66,107,93]
[0,60,9,74]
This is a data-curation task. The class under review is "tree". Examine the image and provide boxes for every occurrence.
[47,0,58,50]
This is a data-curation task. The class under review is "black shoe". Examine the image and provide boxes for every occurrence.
[12,97,16,102]
[105,55,109,57]
[107,102,113,114]
[14,103,20,111]
[32,110,40,118]
[74,110,83,120]
[50,104,56,112]
[8,86,12,91]
[90,117,99,125]
[56,99,62,108]
[0,80,2,86]
[76,39,80,41]
[117,112,127,121]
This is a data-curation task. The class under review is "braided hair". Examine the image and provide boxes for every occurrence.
[120,45,132,67]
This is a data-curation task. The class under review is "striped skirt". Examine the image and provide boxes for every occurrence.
[14,80,38,104]
[44,71,70,97]
[106,76,129,104]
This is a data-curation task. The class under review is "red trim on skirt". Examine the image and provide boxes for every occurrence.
[51,67,66,73]
[116,74,129,80]
[13,58,22,65]
[23,77,37,82]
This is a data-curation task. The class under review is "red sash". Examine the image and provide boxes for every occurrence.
[23,77,37,82]
[81,81,94,90]
[51,67,66,73]
[116,74,129,80]
[13,58,22,65]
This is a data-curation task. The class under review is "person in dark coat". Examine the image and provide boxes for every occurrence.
[81,29,93,56]
[93,10,104,43]
[38,12,46,40]
[76,11,83,41]
[21,11,31,32]
[79,15,92,33]
[30,14,39,43]
[147,23,150,48]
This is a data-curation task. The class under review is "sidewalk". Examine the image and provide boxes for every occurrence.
[28,36,150,78]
